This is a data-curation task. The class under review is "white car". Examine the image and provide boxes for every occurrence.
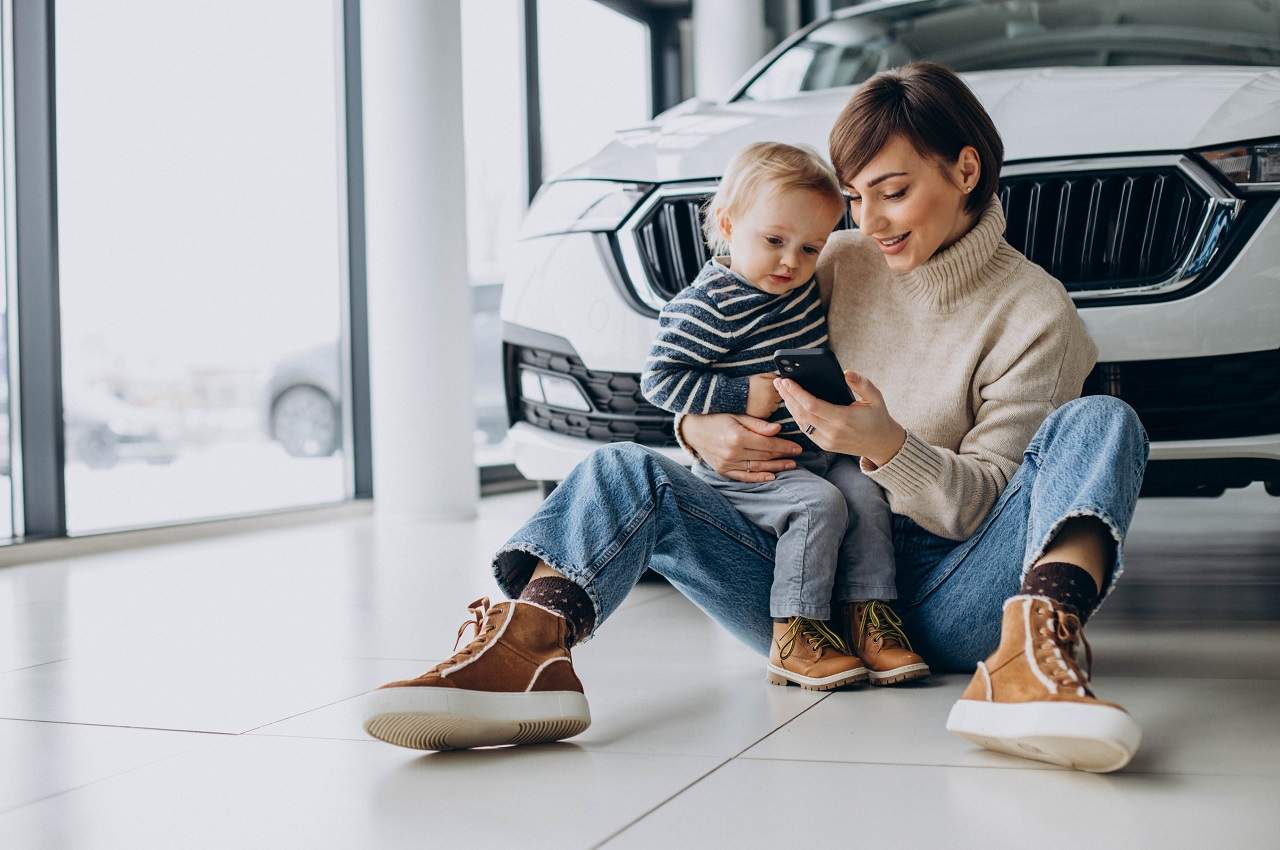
[501,0,1280,500]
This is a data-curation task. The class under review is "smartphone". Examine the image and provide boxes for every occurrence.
[773,348,855,405]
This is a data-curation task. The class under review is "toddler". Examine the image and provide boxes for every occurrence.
[641,141,928,689]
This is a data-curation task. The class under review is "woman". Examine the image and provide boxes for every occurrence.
[362,63,1149,773]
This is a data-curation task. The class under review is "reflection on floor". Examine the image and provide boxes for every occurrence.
[0,483,1277,848]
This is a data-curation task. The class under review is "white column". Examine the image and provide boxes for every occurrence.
[692,0,768,101]
[360,0,478,521]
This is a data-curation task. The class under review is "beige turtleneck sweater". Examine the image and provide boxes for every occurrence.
[676,196,1098,541]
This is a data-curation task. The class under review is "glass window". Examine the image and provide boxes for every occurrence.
[1,269,10,543]
[462,1,525,291]
[741,0,1280,101]
[55,0,349,533]
[461,0,525,469]
[537,0,651,179]
[462,1,652,474]
[1,23,12,541]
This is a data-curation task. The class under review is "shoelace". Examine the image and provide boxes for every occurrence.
[422,597,497,677]
[856,600,914,652]
[1035,606,1094,696]
[777,617,848,660]
[452,596,492,650]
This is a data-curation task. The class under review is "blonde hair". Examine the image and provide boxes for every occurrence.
[702,141,845,257]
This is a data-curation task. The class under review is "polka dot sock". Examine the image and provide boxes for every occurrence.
[1021,561,1100,622]
[519,576,596,647]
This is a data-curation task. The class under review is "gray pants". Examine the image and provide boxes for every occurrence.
[693,450,896,620]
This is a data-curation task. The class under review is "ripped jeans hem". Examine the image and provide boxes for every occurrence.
[491,541,603,645]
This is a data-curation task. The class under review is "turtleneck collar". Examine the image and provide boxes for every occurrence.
[897,196,1016,313]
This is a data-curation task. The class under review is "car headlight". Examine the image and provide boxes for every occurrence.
[1200,139,1280,192]
[518,180,650,239]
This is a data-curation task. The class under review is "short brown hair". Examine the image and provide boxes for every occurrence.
[828,62,1003,214]
[702,141,844,256]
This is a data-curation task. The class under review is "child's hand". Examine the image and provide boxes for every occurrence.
[746,372,783,419]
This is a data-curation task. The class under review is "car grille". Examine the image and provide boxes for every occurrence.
[624,165,1221,301]
[508,345,677,447]
[630,196,855,302]
[999,168,1208,292]
[1084,348,1280,442]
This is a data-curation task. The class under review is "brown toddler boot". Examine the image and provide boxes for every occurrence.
[847,600,930,685]
[767,616,868,691]
[362,597,590,751]
[946,594,1141,773]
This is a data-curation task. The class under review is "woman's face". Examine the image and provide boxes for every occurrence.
[845,134,980,273]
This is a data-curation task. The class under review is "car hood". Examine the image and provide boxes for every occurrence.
[562,66,1280,182]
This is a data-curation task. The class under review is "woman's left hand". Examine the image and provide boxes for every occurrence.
[774,370,907,467]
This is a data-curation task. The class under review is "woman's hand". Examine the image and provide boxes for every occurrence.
[775,370,907,467]
[681,412,803,483]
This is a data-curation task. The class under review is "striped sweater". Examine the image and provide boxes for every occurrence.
[641,258,829,449]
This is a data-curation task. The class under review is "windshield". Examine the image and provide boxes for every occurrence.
[738,0,1280,101]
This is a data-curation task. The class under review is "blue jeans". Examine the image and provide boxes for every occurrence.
[492,396,1149,673]
[694,450,897,619]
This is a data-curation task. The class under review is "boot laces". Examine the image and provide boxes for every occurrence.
[1036,606,1094,696]
[777,617,848,660]
[424,597,499,676]
[856,600,914,652]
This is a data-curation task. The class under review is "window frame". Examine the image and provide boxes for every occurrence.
[0,0,680,545]
[2,0,376,544]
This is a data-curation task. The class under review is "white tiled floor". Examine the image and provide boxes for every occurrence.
[1,484,1278,848]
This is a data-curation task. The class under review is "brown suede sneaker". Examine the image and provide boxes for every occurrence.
[362,597,591,751]
[847,600,931,686]
[766,617,868,691]
[946,594,1141,773]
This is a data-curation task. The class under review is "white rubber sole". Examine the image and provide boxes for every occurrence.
[946,698,1142,773]
[362,686,591,751]
[867,662,931,686]
[767,663,869,691]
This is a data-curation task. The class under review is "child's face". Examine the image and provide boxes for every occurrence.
[718,186,845,295]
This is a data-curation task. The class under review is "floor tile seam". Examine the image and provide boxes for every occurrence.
[244,731,846,759]
[731,754,1280,778]
[0,741,220,818]
[734,754,1068,773]
[239,690,390,735]
[0,716,236,735]
[234,734,756,765]
[606,589,679,618]
[243,732,381,744]
[592,692,835,848]
[0,658,67,674]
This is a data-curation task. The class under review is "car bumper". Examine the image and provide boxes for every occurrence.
[509,420,1280,494]
[1150,432,1280,462]
[508,422,689,482]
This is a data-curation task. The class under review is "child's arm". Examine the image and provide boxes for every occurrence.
[641,290,779,417]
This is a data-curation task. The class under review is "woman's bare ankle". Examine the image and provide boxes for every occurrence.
[530,561,566,582]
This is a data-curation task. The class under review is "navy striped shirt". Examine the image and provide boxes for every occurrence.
[641,258,829,448]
